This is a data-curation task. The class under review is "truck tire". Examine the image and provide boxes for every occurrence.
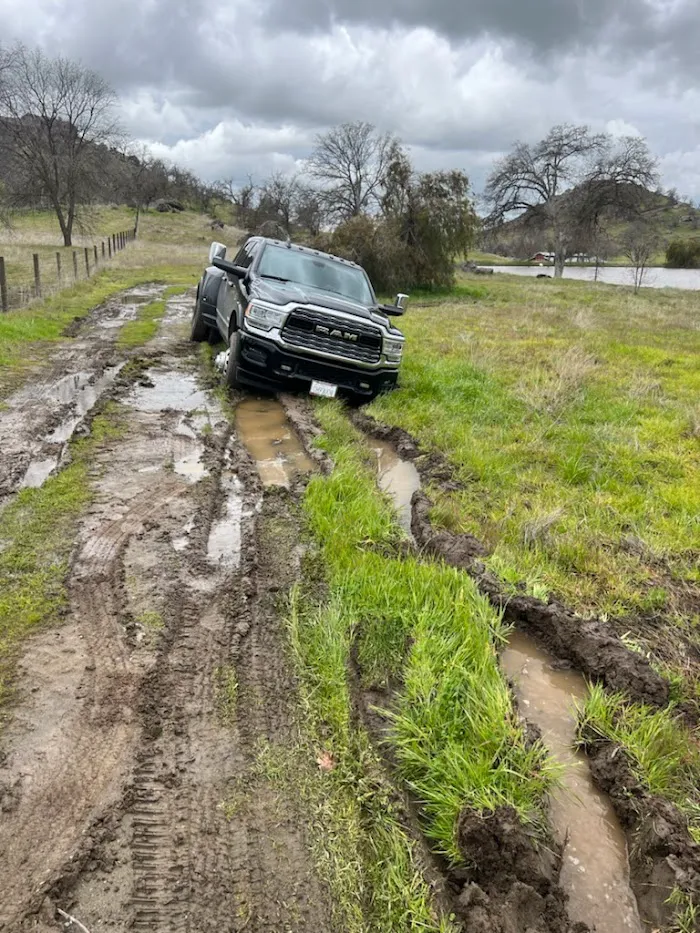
[224,331,243,388]
[191,295,210,342]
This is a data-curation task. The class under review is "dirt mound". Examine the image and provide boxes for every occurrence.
[583,735,700,929]
[455,808,585,933]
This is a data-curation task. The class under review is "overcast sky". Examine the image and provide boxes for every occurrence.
[1,0,699,198]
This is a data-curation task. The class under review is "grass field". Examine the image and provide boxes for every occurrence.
[370,273,700,701]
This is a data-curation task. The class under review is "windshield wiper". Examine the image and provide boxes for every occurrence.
[260,273,290,283]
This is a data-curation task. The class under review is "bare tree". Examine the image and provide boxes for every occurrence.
[621,222,660,292]
[0,44,121,245]
[308,121,401,221]
[256,172,300,234]
[294,183,324,236]
[485,125,657,278]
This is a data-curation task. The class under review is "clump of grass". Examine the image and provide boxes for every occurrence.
[117,298,166,349]
[216,665,239,724]
[579,683,700,840]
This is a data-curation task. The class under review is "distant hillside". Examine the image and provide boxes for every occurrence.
[480,187,700,265]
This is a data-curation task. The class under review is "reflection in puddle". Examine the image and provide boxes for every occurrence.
[235,398,316,487]
[174,446,207,484]
[502,633,642,933]
[20,458,58,489]
[127,372,216,414]
[173,515,196,552]
[47,365,124,444]
[207,475,244,569]
[371,439,421,534]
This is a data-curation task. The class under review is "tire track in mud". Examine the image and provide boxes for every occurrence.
[1,291,332,932]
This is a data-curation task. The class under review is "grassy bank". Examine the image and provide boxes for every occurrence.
[285,402,556,929]
[370,273,699,694]
[580,684,700,842]
[0,404,126,716]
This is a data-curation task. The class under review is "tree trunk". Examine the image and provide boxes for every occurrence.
[554,250,565,278]
[134,203,141,237]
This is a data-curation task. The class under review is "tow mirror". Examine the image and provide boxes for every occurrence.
[380,293,408,317]
[213,257,248,278]
[209,241,227,263]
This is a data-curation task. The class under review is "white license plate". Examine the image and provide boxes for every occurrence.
[310,380,338,399]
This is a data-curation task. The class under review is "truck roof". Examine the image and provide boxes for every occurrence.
[247,236,364,272]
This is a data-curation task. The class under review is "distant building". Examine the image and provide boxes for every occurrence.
[530,251,554,263]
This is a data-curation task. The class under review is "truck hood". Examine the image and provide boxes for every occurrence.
[250,277,393,328]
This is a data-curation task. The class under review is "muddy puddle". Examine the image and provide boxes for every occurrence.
[502,633,642,933]
[235,398,316,487]
[18,365,124,489]
[207,474,244,569]
[371,438,421,534]
[127,371,217,415]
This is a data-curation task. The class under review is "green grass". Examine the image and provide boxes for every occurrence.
[580,683,700,841]
[0,403,126,714]
[117,298,166,349]
[292,403,556,887]
[370,275,700,663]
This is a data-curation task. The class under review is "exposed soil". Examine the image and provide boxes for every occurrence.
[582,733,700,930]
[0,292,332,932]
[349,409,670,709]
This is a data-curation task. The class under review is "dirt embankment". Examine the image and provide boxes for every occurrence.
[0,293,332,932]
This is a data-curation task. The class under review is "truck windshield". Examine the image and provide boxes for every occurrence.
[257,245,374,305]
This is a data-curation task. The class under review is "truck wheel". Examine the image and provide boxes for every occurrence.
[224,331,243,388]
[191,296,210,342]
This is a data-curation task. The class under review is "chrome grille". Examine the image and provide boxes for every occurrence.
[282,308,382,364]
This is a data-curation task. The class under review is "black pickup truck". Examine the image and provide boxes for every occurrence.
[191,236,407,402]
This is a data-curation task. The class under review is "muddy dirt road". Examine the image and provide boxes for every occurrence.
[0,292,330,932]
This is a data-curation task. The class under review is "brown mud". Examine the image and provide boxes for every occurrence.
[0,292,332,932]
[0,285,164,503]
[347,648,580,933]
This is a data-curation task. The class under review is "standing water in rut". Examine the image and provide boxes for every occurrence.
[235,397,316,486]
[501,635,642,933]
[372,437,643,933]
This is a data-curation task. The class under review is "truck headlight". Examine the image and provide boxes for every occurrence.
[244,301,286,331]
[383,337,404,361]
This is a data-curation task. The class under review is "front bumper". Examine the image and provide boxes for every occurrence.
[236,332,399,398]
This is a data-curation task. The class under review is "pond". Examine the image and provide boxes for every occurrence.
[488,265,700,290]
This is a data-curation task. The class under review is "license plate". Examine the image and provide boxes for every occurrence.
[310,380,338,399]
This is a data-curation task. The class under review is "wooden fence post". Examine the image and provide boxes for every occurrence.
[112,233,117,253]
[108,237,112,258]
[33,253,41,298]
[102,241,105,259]
[0,257,8,312]
[84,247,90,276]
[56,252,62,285]
[73,251,79,281]
[94,244,99,266]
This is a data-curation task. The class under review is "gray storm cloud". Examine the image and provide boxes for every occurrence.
[0,0,698,194]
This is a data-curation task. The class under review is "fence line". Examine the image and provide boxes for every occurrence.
[0,228,136,313]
